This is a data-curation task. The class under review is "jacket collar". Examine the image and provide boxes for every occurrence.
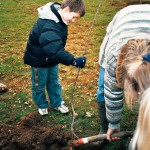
[51,3,67,26]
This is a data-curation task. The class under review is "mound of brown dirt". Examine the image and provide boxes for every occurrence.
[0,112,103,150]
[0,112,71,150]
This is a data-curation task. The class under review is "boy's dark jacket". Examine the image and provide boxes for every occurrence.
[24,3,74,68]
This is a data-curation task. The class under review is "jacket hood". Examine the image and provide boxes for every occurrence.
[37,2,61,23]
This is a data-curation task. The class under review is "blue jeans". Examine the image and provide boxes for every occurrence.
[31,65,63,109]
[96,66,105,102]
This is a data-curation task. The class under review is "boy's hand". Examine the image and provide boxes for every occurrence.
[72,57,86,68]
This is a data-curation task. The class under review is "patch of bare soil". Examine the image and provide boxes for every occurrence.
[127,1,150,5]
[0,112,103,150]
[111,1,150,8]
[111,1,127,7]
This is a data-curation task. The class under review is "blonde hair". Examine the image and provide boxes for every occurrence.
[129,87,150,150]
[61,0,85,17]
[116,39,150,107]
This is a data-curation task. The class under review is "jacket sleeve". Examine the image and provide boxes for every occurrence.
[39,23,74,66]
[104,53,124,129]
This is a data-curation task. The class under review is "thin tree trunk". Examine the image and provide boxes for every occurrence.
[70,131,134,146]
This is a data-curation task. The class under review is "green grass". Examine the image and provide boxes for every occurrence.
[0,0,136,149]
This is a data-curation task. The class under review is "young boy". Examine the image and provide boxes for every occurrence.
[23,0,86,115]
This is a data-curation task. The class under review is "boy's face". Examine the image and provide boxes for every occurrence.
[62,6,80,23]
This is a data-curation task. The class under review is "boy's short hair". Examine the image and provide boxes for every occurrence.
[61,0,85,17]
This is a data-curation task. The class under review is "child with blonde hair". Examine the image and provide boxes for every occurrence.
[96,3,150,144]
[129,86,150,150]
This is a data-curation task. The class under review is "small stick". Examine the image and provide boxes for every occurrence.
[70,131,134,146]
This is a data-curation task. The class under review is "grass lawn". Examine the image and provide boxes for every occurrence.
[0,0,138,149]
